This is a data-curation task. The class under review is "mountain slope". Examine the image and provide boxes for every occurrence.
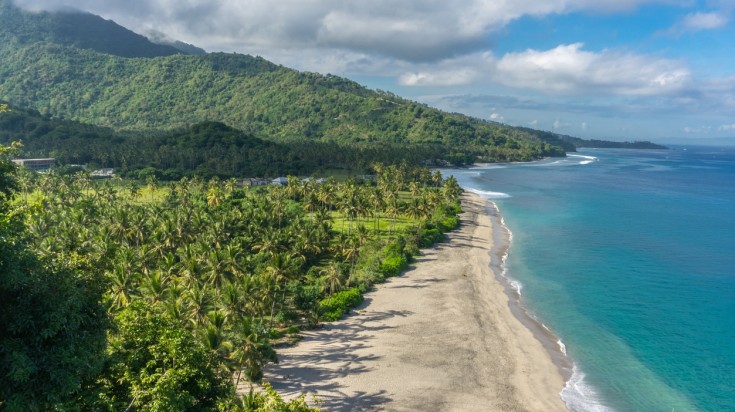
[0,1,569,162]
[0,0,183,57]
[0,102,474,177]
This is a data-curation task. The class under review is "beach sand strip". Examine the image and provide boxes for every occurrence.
[260,192,567,411]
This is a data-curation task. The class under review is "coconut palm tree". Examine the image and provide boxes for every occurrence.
[320,263,344,299]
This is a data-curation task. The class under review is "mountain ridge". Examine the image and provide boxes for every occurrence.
[0,0,664,165]
[0,0,187,58]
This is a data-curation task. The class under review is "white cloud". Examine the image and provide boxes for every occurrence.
[494,43,691,95]
[581,122,589,130]
[396,43,692,96]
[398,67,482,86]
[529,119,539,126]
[681,12,729,30]
[489,112,505,122]
[553,119,566,129]
[661,11,730,36]
[683,125,712,133]
[11,0,683,63]
[718,124,735,131]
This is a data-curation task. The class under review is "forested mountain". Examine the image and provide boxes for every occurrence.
[556,133,667,149]
[0,103,477,178]
[0,0,185,58]
[0,0,568,163]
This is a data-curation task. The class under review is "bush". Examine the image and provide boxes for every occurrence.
[383,237,406,257]
[349,267,384,292]
[380,255,408,277]
[420,228,445,247]
[234,382,320,412]
[437,215,460,232]
[293,284,320,311]
[318,288,363,322]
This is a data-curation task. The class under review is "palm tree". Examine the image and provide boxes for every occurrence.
[320,263,344,299]
[184,282,214,328]
[385,196,402,236]
[442,175,463,201]
[202,310,232,372]
[317,180,336,211]
[341,235,361,270]
[141,269,168,305]
[233,317,276,384]
[368,187,385,235]
[108,266,135,310]
[431,170,443,187]
[406,197,430,243]
[146,175,158,201]
[206,186,223,207]
[265,253,301,329]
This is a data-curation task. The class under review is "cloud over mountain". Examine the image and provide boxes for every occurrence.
[11,0,679,62]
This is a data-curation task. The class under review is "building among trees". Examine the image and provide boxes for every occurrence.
[11,158,55,171]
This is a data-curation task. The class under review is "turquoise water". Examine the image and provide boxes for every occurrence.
[449,147,735,411]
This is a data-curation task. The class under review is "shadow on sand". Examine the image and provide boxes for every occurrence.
[265,306,412,411]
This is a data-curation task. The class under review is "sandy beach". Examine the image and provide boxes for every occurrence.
[261,192,567,411]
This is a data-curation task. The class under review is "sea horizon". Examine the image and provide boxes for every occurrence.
[447,146,735,411]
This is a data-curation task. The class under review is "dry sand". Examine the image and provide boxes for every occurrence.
[261,192,568,411]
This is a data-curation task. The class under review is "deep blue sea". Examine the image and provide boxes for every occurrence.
[448,147,735,412]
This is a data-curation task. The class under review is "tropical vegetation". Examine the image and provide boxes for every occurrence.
[1,142,463,410]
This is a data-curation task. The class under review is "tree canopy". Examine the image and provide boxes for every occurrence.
[0,143,107,411]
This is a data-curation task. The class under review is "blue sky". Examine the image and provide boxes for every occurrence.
[16,0,735,144]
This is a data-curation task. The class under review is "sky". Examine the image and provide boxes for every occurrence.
[14,0,735,144]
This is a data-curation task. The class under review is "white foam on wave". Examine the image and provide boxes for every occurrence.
[493,205,522,296]
[490,197,610,412]
[467,187,512,199]
[561,364,614,412]
[508,279,523,296]
[557,339,567,356]
[568,154,599,165]
[470,164,507,170]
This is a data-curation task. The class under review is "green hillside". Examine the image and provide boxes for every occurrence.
[0,103,480,178]
[0,0,184,58]
[0,1,568,163]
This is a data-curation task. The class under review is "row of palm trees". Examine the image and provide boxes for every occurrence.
[19,164,462,389]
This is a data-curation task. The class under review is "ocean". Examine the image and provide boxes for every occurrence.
[448,146,735,412]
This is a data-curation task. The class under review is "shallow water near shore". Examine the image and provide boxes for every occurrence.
[447,147,735,411]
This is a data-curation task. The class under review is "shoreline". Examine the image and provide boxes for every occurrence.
[484,199,575,388]
[260,192,568,411]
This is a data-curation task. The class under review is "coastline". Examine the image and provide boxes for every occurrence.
[260,192,568,411]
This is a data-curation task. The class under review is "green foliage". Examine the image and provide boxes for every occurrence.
[0,143,107,411]
[419,227,445,247]
[318,288,363,322]
[96,302,233,411]
[382,236,409,259]
[293,284,321,311]
[233,318,278,384]
[0,1,569,164]
[2,160,461,407]
[0,105,501,178]
[379,255,409,277]
[437,215,460,232]
[0,0,184,58]
[232,382,320,412]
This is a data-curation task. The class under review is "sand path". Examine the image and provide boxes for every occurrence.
[262,193,567,411]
